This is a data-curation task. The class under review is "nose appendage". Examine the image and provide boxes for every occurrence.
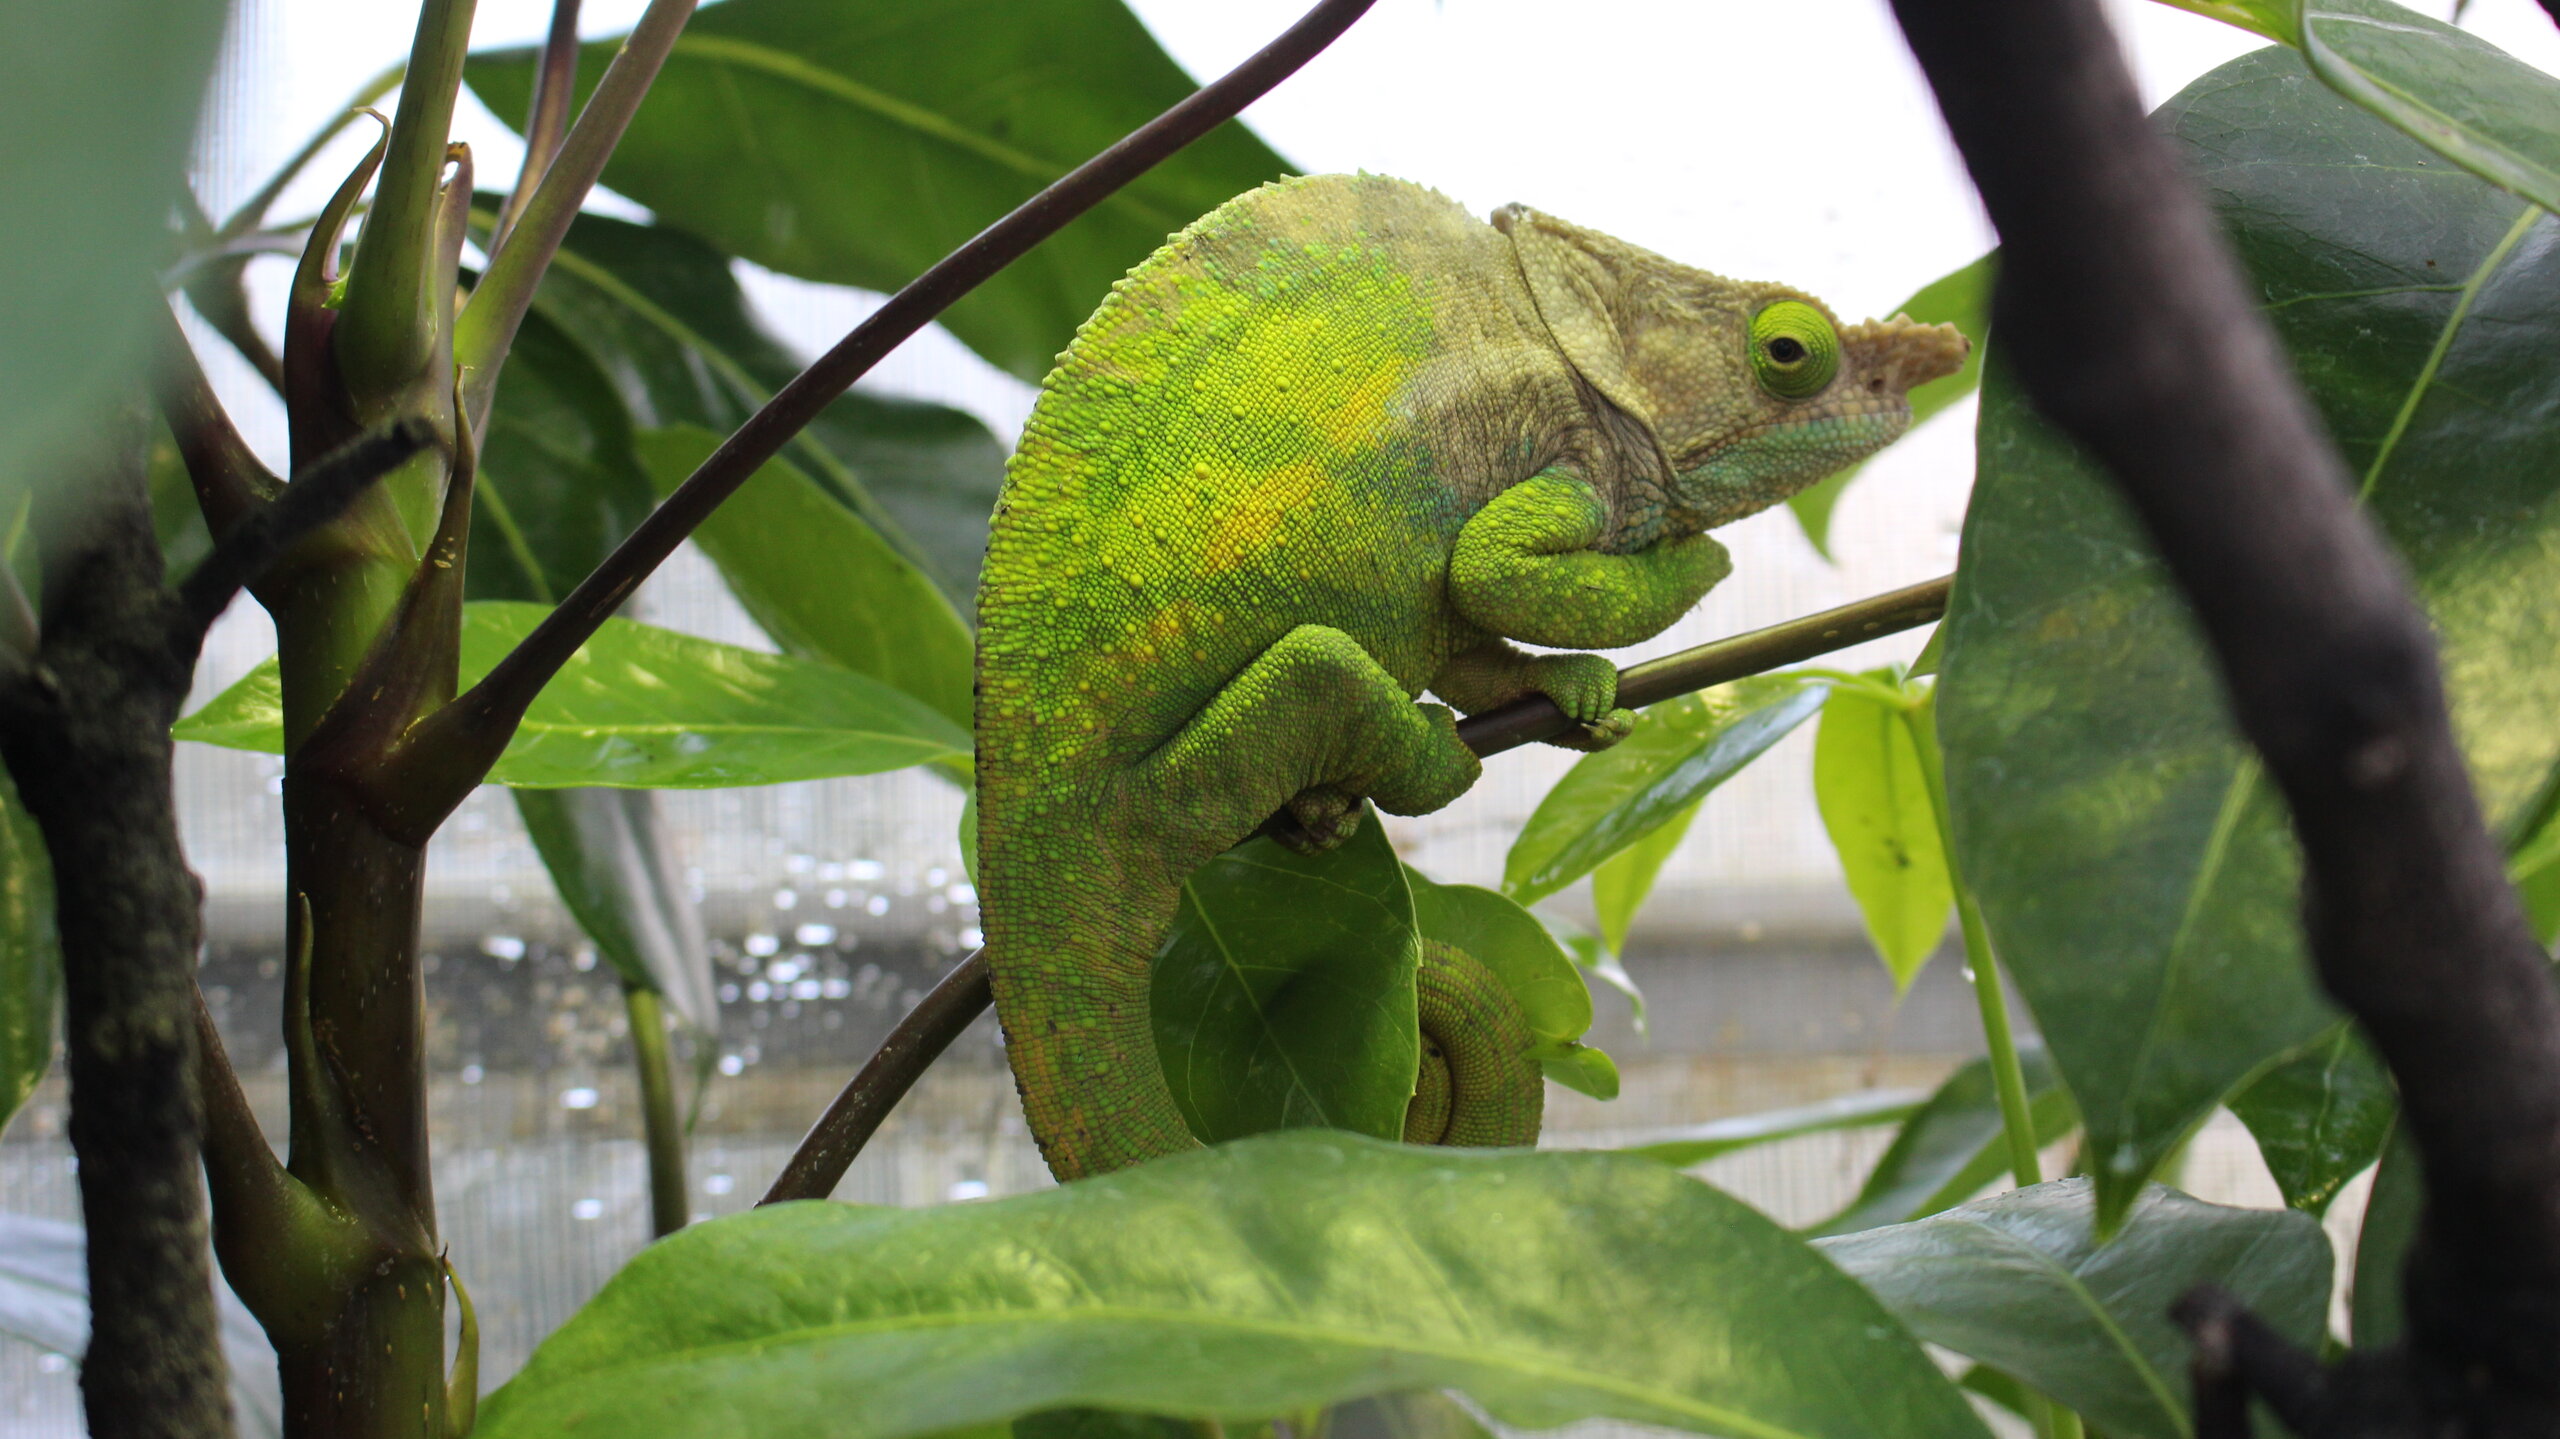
[1842,315,1970,397]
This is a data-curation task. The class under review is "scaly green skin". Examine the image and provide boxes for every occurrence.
[977,174,1966,1181]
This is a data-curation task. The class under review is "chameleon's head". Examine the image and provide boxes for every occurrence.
[1495,205,1968,529]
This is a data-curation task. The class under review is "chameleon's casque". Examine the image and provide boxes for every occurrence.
[976,173,1965,1180]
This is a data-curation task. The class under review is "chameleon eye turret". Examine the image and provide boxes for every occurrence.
[1748,301,1841,399]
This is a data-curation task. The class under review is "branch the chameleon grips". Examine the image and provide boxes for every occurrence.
[760,576,1952,1203]
[367,0,1386,844]
[176,418,437,634]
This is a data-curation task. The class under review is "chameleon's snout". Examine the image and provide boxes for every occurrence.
[1842,314,1970,397]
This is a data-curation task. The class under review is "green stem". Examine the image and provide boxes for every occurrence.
[337,0,479,405]
[626,986,687,1238]
[1904,693,2040,1189]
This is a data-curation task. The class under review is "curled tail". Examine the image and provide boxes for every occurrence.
[1403,940,1545,1147]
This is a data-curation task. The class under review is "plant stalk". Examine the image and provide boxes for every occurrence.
[625,985,688,1237]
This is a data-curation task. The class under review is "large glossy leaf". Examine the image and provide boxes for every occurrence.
[1152,821,1418,1145]
[0,771,55,1135]
[637,425,973,728]
[1939,46,2560,1225]
[474,1133,1991,1439]
[2228,1025,2395,1215]
[1809,1049,2075,1238]
[1812,679,1951,991]
[1406,871,1615,1100]
[513,210,1008,610]
[466,0,1292,383]
[175,602,971,787]
[0,1,222,503]
[1818,1180,2330,1439]
[1787,253,1992,558]
[516,789,718,1033]
[1505,676,1824,904]
[0,1214,283,1439]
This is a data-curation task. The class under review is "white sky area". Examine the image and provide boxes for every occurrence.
[180,1,2560,914]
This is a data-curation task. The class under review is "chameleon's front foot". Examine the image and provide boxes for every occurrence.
[1546,707,1637,752]
[1271,784,1362,854]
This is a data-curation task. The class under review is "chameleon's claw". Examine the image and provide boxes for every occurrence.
[1543,707,1637,753]
[1271,784,1364,853]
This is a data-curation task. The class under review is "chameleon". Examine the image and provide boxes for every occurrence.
[975,173,1966,1181]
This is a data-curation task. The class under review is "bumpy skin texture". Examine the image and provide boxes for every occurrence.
[976,174,1966,1181]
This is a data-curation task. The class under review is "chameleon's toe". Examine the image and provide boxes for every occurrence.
[1544,707,1637,753]
[1531,654,1620,725]
[1273,785,1363,854]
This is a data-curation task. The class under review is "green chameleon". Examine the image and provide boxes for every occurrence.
[976,173,1965,1181]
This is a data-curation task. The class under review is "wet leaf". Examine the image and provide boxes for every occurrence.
[1818,1180,2330,1439]
[2228,1025,2395,1215]
[1939,47,2560,1225]
[474,1133,1990,1439]
[175,602,971,787]
[1809,1049,2075,1238]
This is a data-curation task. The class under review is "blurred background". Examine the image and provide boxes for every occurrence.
[8,0,2558,1429]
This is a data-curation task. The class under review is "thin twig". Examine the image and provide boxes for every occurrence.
[176,419,436,633]
[382,0,1383,842]
[152,306,282,538]
[492,0,586,249]
[763,576,1953,1201]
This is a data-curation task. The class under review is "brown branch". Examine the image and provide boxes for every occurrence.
[368,0,1385,845]
[0,408,234,1439]
[762,576,1952,1203]
[1890,0,2560,1428]
[492,0,585,248]
[152,307,281,539]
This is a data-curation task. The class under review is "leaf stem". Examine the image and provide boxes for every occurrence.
[337,0,481,404]
[625,985,688,1237]
[492,0,586,248]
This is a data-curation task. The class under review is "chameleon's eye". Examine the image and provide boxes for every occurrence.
[1748,301,1840,400]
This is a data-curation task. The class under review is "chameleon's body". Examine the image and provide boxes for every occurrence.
[976,173,1964,1180]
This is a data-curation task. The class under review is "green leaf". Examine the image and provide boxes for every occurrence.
[466,0,1292,383]
[2300,0,2560,219]
[1536,1044,1620,1102]
[0,772,56,1136]
[1809,1049,2076,1238]
[1813,680,1951,991]
[635,425,974,729]
[1589,799,1698,957]
[2227,1025,2396,1215]
[1152,820,1418,1145]
[1939,46,2560,1225]
[1505,676,1823,904]
[1533,908,1647,1035]
[0,1,223,504]
[1405,872,1594,1049]
[474,1132,1992,1439]
[1619,1089,1926,1170]
[175,602,972,787]
[1818,1180,2331,1439]
[2145,0,2298,42]
[2350,1121,2420,1347]
[515,789,718,1033]
[471,299,658,607]
[1787,253,1992,559]
[513,211,1009,609]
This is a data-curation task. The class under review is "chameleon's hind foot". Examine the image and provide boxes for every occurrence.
[1544,707,1637,753]
[1271,785,1363,854]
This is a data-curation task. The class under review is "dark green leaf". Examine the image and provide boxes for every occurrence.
[1809,1049,2076,1238]
[466,0,1293,382]
[1504,676,1823,904]
[174,602,971,787]
[1153,820,1417,1145]
[1955,1367,2035,1424]
[2228,1026,2395,1215]
[515,789,718,1033]
[1787,253,1991,558]
[515,211,1008,608]
[2297,0,2560,218]
[1589,798,1697,957]
[0,772,56,1136]
[1939,47,2560,1225]
[1619,1089,1925,1170]
[1813,680,1951,990]
[2351,1122,2420,1348]
[0,1,222,503]
[474,1133,1991,1439]
[470,301,658,606]
[1818,1179,2330,1439]
[636,425,973,729]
